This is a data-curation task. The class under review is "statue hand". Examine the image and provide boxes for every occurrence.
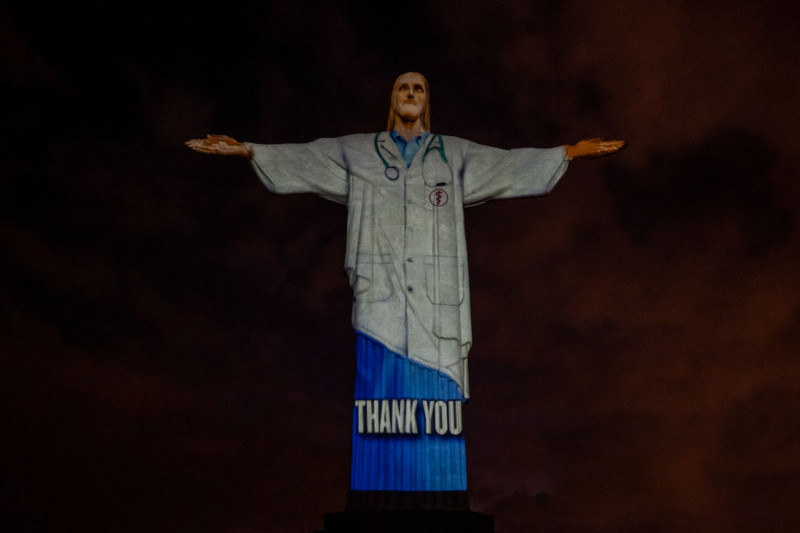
[185,134,253,157]
[565,138,626,160]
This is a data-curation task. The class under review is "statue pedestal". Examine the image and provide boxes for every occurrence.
[317,510,495,533]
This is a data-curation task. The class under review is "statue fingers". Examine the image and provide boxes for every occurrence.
[606,140,627,152]
[186,138,225,154]
[208,134,240,145]
[192,145,217,154]
[594,140,625,154]
[185,139,210,152]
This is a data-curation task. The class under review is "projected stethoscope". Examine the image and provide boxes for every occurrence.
[374,133,448,180]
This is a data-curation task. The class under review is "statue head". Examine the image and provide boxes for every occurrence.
[386,72,430,132]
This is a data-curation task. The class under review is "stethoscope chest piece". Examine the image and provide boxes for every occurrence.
[384,166,400,180]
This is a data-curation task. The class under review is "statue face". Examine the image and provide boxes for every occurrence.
[393,72,428,124]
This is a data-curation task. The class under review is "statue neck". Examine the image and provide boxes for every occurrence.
[392,117,427,141]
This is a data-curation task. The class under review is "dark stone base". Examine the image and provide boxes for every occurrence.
[317,510,495,533]
[346,490,470,511]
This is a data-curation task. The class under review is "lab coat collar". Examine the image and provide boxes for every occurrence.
[377,130,436,168]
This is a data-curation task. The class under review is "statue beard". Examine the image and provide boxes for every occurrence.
[395,106,425,126]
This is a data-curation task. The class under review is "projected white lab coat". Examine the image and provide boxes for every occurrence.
[248,132,568,397]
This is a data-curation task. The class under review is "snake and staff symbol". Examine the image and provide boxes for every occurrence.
[429,188,449,206]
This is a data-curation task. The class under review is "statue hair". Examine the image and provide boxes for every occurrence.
[386,72,431,132]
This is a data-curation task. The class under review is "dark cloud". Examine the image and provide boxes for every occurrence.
[605,128,795,254]
[717,386,800,472]
[713,386,800,533]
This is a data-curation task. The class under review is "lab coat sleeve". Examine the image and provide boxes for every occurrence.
[461,141,569,206]
[247,137,348,204]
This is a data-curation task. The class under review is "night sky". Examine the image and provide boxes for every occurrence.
[3,1,800,532]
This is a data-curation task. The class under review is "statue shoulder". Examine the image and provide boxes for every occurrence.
[437,134,470,145]
[433,134,472,158]
[336,132,381,147]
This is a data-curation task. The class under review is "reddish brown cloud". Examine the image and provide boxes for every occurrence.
[2,1,799,532]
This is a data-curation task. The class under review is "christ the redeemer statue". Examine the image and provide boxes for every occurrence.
[187,72,624,510]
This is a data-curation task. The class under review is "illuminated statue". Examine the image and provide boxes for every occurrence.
[187,72,624,509]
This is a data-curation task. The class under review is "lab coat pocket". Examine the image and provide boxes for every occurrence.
[354,253,394,303]
[424,255,463,306]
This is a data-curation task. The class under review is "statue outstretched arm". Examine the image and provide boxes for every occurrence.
[187,132,347,201]
[185,134,254,158]
[564,138,626,160]
[461,136,625,206]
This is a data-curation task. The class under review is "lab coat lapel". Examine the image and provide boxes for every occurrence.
[421,134,451,186]
[422,134,444,164]
[376,131,404,168]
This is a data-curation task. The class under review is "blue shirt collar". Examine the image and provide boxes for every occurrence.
[389,129,429,144]
[389,130,430,168]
